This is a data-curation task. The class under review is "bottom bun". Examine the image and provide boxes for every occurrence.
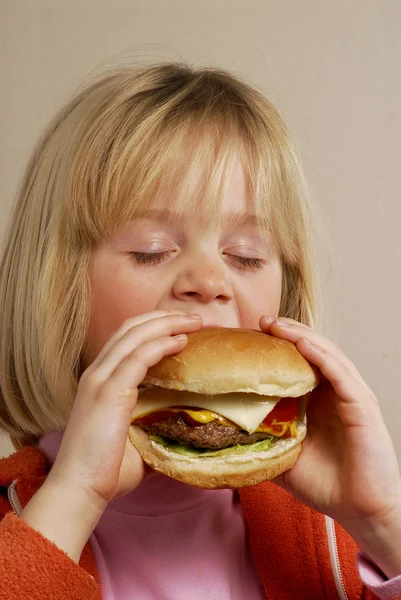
[128,422,307,489]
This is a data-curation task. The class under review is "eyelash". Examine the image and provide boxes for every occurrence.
[131,251,172,265]
[130,252,264,270]
[232,255,264,269]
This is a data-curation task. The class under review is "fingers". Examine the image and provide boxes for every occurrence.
[79,312,202,411]
[260,315,364,384]
[260,314,378,410]
[296,337,380,417]
[260,315,312,330]
[87,312,202,381]
[90,310,191,369]
[98,334,188,412]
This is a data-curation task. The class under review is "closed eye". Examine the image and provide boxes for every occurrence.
[225,255,264,270]
[130,251,173,265]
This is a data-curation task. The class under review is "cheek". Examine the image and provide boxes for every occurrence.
[236,265,282,330]
[83,263,162,365]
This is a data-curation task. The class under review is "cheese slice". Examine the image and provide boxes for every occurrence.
[133,389,280,434]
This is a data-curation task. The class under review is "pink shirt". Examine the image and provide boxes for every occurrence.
[90,475,265,599]
[40,433,401,599]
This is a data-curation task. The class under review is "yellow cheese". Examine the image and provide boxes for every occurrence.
[179,408,218,424]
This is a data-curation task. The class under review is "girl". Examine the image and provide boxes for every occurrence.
[0,63,400,600]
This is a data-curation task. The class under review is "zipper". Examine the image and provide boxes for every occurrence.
[325,515,349,600]
[7,480,22,516]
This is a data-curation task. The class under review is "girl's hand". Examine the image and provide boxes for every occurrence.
[260,316,401,577]
[48,310,202,509]
[20,310,202,562]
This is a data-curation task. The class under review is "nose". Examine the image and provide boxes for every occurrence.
[173,261,233,304]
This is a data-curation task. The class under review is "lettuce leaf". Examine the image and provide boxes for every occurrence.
[148,434,275,458]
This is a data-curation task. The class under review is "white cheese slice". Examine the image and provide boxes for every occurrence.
[133,389,281,434]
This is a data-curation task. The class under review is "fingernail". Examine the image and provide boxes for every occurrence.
[186,313,202,320]
[275,319,291,327]
[174,334,188,342]
[262,316,275,324]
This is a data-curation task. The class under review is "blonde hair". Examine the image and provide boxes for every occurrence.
[0,62,321,446]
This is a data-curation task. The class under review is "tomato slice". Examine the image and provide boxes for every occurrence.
[134,410,177,426]
[263,397,299,426]
[133,409,204,427]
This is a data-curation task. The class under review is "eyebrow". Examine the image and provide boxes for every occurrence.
[135,209,265,229]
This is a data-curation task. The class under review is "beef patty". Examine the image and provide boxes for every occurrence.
[139,414,273,450]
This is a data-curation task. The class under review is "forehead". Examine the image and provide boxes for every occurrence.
[143,160,261,228]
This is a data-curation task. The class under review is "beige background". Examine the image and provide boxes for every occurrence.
[1,1,400,459]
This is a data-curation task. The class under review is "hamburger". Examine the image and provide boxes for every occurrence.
[129,327,319,489]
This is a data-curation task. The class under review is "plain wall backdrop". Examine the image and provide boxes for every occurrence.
[1,1,400,459]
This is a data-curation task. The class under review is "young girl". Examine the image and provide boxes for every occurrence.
[0,63,400,600]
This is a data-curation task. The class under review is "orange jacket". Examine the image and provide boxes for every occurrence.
[0,446,385,599]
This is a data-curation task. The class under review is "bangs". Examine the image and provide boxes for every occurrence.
[61,70,293,249]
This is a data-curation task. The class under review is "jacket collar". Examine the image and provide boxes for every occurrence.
[0,446,48,486]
